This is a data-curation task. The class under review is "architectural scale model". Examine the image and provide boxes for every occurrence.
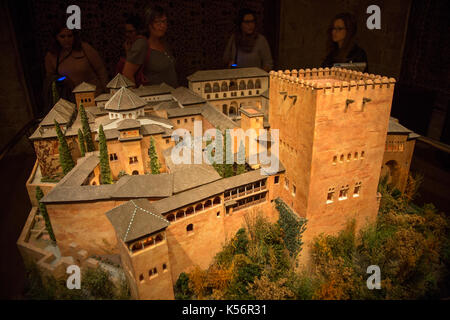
[17,67,418,299]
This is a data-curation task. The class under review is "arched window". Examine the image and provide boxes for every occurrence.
[204,83,212,93]
[195,203,203,212]
[204,200,212,209]
[221,82,228,91]
[255,79,261,89]
[239,80,246,90]
[229,81,237,91]
[143,237,153,247]
[229,106,236,116]
[155,234,163,243]
[186,207,194,216]
[187,224,194,233]
[176,210,185,219]
[167,214,175,222]
[213,82,220,92]
[213,196,221,205]
[132,170,139,175]
[222,104,228,115]
[247,80,254,89]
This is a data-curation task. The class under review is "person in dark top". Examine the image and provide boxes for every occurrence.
[116,15,146,75]
[223,8,273,71]
[122,5,178,88]
[321,12,368,72]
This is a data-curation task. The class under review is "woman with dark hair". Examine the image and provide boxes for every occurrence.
[44,21,108,100]
[321,12,368,72]
[116,14,146,74]
[223,8,273,72]
[122,5,178,88]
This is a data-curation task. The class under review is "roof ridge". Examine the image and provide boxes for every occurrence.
[132,199,170,224]
[123,205,138,242]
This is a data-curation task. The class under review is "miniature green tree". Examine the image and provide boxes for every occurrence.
[98,124,112,184]
[52,81,60,105]
[77,129,86,157]
[35,186,44,215]
[148,137,161,174]
[39,198,56,242]
[54,120,75,175]
[79,104,95,152]
[236,140,246,175]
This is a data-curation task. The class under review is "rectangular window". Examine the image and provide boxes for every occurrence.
[274,175,280,184]
[191,117,195,122]
[129,157,133,164]
[292,185,296,196]
[184,118,187,123]
[353,182,362,197]
[166,139,170,144]
[177,119,180,124]
[284,177,289,190]
[339,185,349,200]
[327,188,335,204]
[133,156,138,163]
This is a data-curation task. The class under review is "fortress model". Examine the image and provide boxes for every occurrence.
[17,67,418,299]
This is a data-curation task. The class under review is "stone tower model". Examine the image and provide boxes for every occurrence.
[269,68,396,259]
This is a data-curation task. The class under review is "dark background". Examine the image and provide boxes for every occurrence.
[0,0,449,299]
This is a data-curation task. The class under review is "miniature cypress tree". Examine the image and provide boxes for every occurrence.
[35,186,44,215]
[236,140,246,175]
[148,137,161,174]
[77,128,86,157]
[39,199,56,242]
[52,81,59,105]
[80,104,95,152]
[98,124,112,184]
[54,120,75,175]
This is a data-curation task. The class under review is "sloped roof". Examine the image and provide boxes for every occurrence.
[388,117,412,134]
[240,108,264,118]
[201,103,239,131]
[187,67,268,82]
[40,99,76,126]
[172,164,221,194]
[166,106,202,118]
[95,93,111,102]
[133,83,173,97]
[172,87,205,105]
[105,87,147,111]
[72,81,96,93]
[107,73,135,89]
[58,152,100,187]
[112,174,173,198]
[105,199,170,242]
[117,119,141,131]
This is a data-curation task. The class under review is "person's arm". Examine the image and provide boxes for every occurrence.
[82,42,109,91]
[223,35,234,67]
[122,62,140,83]
[123,38,148,84]
[259,35,273,72]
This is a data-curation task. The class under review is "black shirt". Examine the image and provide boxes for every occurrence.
[322,44,368,72]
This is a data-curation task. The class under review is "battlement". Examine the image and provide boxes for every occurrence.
[269,67,396,92]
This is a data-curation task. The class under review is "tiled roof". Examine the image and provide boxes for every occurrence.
[201,103,239,131]
[166,106,202,118]
[187,67,268,82]
[105,87,147,111]
[388,117,412,134]
[105,199,170,242]
[72,82,96,93]
[171,87,205,105]
[112,174,173,198]
[133,83,173,97]
[40,99,76,126]
[107,73,135,89]
[117,119,141,131]
[58,152,100,187]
